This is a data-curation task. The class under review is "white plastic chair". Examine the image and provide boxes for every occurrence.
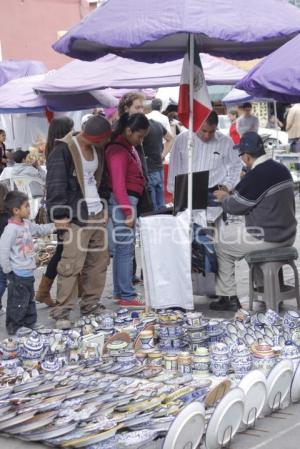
[5,176,45,220]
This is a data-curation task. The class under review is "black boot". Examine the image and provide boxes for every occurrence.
[209,296,241,312]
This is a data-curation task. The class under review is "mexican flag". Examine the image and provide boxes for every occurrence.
[178,47,212,132]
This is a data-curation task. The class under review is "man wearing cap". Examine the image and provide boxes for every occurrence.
[9,150,46,197]
[211,131,297,312]
[46,115,112,328]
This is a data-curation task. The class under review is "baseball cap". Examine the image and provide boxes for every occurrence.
[234,132,265,157]
[81,113,93,128]
[12,150,30,163]
[82,115,112,143]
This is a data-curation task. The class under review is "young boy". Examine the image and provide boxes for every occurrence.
[0,191,65,335]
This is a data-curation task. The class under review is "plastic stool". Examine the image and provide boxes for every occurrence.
[245,247,300,312]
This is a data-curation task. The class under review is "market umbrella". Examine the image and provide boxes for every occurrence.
[35,53,246,95]
[235,34,300,103]
[52,0,300,309]
[0,60,46,87]
[222,88,254,105]
[0,74,118,113]
[52,0,300,186]
[53,0,300,62]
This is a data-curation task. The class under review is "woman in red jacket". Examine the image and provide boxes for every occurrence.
[106,113,149,307]
[228,110,240,144]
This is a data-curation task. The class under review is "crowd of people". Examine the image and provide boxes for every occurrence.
[0,92,297,335]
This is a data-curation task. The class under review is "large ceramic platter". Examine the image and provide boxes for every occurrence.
[291,360,300,403]
[163,401,205,449]
[14,379,43,393]
[205,387,245,449]
[238,370,267,426]
[265,359,293,412]
[0,410,36,431]
[61,424,122,448]
[23,422,77,441]
[6,411,58,434]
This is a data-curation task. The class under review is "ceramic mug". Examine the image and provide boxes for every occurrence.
[139,330,154,350]
[283,311,300,329]
[186,312,203,327]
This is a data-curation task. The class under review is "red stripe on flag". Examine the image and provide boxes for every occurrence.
[193,101,212,133]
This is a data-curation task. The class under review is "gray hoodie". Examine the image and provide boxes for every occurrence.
[11,164,46,197]
[0,219,54,274]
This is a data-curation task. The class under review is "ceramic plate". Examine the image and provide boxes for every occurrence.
[6,411,58,434]
[0,410,36,431]
[62,424,122,448]
[14,379,43,393]
[238,370,267,426]
[265,359,294,412]
[205,387,245,449]
[0,386,13,398]
[290,359,300,402]
[163,401,205,449]
[23,422,77,441]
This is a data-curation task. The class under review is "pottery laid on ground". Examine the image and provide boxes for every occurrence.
[210,343,230,377]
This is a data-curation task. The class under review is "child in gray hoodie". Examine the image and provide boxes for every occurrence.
[0,191,57,335]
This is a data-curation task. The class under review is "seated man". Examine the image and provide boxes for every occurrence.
[10,150,45,197]
[212,131,297,312]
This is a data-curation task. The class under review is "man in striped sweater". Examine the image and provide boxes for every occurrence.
[211,132,297,312]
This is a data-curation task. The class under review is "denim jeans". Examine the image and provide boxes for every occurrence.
[148,169,165,210]
[109,193,139,300]
[0,266,7,305]
[6,273,36,333]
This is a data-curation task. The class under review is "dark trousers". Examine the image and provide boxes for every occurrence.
[0,266,7,306]
[45,231,64,280]
[45,241,64,280]
[6,273,37,332]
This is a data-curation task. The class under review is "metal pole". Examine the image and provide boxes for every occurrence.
[10,114,16,150]
[187,34,194,216]
[273,100,279,155]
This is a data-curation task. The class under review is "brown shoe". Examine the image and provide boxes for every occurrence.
[36,275,56,307]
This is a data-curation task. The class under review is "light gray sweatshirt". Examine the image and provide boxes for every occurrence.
[0,219,54,274]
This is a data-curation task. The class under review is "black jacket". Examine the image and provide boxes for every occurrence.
[0,212,9,237]
[46,133,105,227]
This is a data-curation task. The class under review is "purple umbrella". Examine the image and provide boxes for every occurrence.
[235,34,300,102]
[53,0,300,62]
[0,74,118,113]
[0,60,46,87]
[35,53,245,95]
[53,0,300,218]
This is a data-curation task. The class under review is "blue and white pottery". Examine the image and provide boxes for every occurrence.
[265,309,281,326]
[207,320,220,334]
[41,356,60,373]
[281,342,299,359]
[186,312,203,327]
[210,358,230,377]
[231,344,252,379]
[283,311,300,329]
[101,314,115,329]
[252,354,276,375]
[159,338,172,350]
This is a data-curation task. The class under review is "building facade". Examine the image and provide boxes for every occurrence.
[0,0,97,69]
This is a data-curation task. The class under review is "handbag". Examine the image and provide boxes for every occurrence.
[137,186,154,217]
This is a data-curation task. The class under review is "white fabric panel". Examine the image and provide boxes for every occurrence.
[140,209,194,310]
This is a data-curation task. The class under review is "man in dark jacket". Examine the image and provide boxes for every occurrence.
[46,115,112,328]
[211,132,297,312]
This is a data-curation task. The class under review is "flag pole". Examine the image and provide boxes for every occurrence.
[187,33,194,217]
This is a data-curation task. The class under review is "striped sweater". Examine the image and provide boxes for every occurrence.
[222,158,297,243]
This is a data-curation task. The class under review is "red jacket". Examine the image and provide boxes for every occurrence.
[106,135,145,217]
[229,123,240,144]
